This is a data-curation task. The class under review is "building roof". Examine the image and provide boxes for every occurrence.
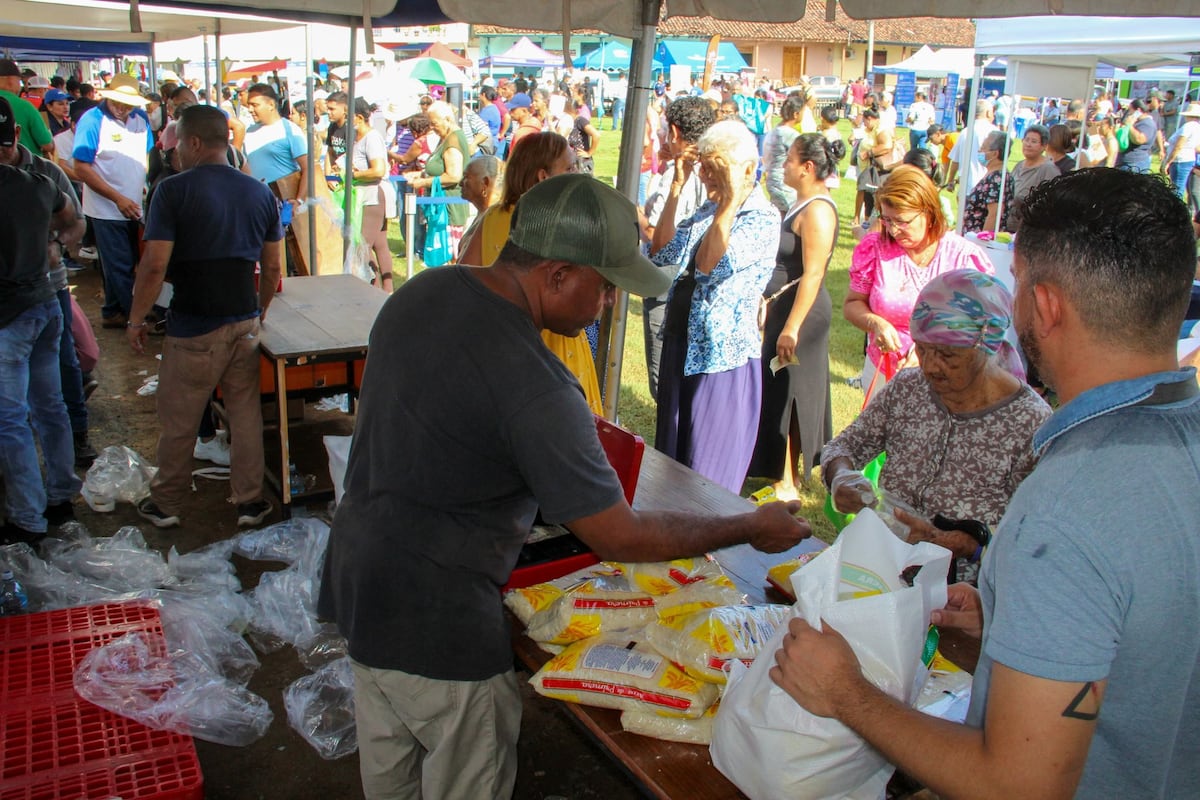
[475,12,975,48]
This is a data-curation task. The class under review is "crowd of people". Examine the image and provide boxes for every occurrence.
[1,56,1198,800]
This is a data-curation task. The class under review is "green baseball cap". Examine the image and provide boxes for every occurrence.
[508,174,671,298]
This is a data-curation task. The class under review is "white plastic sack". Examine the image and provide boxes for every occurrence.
[323,435,352,506]
[81,446,157,511]
[710,510,951,800]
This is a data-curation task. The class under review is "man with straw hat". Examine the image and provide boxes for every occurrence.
[72,74,152,329]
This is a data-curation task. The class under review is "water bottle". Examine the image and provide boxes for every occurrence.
[289,462,305,497]
[0,570,29,616]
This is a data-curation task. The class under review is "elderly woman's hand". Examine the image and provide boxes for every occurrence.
[829,470,876,514]
[897,509,979,560]
[701,152,753,211]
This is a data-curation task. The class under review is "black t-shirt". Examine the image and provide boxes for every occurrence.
[317,267,623,681]
[326,122,349,169]
[0,166,65,327]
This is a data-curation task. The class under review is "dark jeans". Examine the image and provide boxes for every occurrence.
[641,295,668,402]
[56,288,87,434]
[89,216,141,319]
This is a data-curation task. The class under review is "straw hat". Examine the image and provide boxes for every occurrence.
[98,74,150,107]
[383,97,421,122]
[1181,102,1200,119]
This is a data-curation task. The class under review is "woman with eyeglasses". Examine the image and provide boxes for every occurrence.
[844,165,994,402]
[824,270,1049,585]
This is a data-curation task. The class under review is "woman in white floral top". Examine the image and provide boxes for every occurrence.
[823,269,1051,583]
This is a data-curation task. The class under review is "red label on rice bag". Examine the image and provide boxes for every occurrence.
[573,598,656,609]
[667,568,707,586]
[540,678,692,710]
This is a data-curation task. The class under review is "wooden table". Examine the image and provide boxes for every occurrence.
[258,274,387,515]
[511,446,826,800]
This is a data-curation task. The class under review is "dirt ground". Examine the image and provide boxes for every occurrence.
[48,266,645,800]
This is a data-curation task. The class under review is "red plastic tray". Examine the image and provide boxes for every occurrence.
[0,602,203,800]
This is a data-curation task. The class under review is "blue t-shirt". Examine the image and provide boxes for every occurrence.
[144,163,283,336]
[479,104,502,138]
[243,118,307,185]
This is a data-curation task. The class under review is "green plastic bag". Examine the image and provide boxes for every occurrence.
[823,452,887,531]
[1114,125,1131,152]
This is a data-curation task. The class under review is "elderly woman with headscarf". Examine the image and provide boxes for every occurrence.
[822,269,1051,582]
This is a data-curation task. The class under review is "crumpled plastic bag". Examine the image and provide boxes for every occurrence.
[232,517,328,566]
[159,603,259,686]
[0,540,133,611]
[284,657,358,759]
[247,566,323,649]
[295,623,349,671]
[44,526,170,594]
[81,446,157,512]
[74,631,272,747]
[166,544,241,594]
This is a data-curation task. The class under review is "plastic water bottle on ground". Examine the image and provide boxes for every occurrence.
[0,570,29,615]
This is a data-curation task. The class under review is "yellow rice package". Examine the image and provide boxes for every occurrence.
[652,575,746,623]
[613,558,727,595]
[524,574,657,645]
[503,563,622,626]
[530,633,719,718]
[644,604,792,684]
[765,550,825,601]
[620,702,719,745]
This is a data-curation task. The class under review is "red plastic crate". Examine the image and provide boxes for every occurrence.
[0,602,203,800]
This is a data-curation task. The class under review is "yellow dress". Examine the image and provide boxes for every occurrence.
[478,206,605,415]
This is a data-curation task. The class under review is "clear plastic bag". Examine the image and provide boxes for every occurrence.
[247,567,323,648]
[74,631,273,747]
[46,526,170,593]
[166,546,241,594]
[232,517,328,566]
[159,603,260,686]
[283,657,358,759]
[0,542,124,611]
[81,446,157,511]
[295,623,348,670]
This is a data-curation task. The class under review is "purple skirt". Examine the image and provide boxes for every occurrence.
[655,331,762,494]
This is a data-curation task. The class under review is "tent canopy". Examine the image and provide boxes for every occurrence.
[874,46,984,78]
[573,40,635,71]
[480,36,562,69]
[420,42,470,67]
[225,58,288,78]
[975,15,1200,70]
[0,34,151,59]
[654,39,748,73]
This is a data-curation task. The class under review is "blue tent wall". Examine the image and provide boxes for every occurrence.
[654,39,748,73]
[0,35,151,59]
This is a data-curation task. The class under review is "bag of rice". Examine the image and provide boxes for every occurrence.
[653,575,746,623]
[765,550,825,601]
[644,604,792,684]
[525,574,657,645]
[615,557,727,594]
[621,703,718,745]
[530,633,719,718]
[503,563,622,626]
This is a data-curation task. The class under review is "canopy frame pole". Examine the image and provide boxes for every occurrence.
[213,19,221,94]
[597,0,661,422]
[305,23,317,273]
[343,22,358,265]
[201,27,212,105]
[954,54,985,236]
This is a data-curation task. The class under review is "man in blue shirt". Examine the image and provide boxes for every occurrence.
[127,105,284,530]
[772,168,1200,799]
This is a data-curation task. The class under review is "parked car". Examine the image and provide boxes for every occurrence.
[781,75,844,106]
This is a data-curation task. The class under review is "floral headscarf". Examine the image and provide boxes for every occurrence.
[910,269,1026,379]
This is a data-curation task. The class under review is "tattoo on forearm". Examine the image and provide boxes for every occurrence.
[1062,682,1101,721]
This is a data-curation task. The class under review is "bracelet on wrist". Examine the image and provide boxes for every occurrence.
[127,321,148,330]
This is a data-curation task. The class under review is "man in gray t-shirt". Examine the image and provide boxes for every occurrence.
[318,174,812,800]
[770,169,1200,798]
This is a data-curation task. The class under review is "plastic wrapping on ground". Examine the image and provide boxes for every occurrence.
[0,540,131,611]
[43,525,171,594]
[159,603,260,686]
[80,445,157,511]
[74,631,273,747]
[295,623,349,670]
[644,604,793,684]
[283,657,358,759]
[166,544,241,594]
[232,517,329,566]
[247,564,324,649]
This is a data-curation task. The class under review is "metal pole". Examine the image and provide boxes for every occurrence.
[597,0,661,421]
[213,19,221,98]
[866,20,874,80]
[305,24,317,272]
[955,55,985,235]
[201,28,212,104]
[343,22,358,263]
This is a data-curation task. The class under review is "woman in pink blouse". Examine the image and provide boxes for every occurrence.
[843,166,994,401]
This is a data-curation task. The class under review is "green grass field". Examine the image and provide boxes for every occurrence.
[385,118,939,541]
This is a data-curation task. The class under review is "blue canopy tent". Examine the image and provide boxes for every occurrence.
[654,39,748,73]
[572,39,634,71]
[0,35,152,60]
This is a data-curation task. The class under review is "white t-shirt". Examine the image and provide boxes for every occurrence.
[1168,119,1200,163]
[906,101,936,133]
[879,105,897,133]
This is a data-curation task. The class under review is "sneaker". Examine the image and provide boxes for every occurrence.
[0,522,47,547]
[101,313,128,329]
[193,434,231,466]
[137,498,181,529]
[44,500,75,526]
[77,245,99,260]
[83,379,99,401]
[74,431,98,469]
[63,257,87,273]
[236,499,272,528]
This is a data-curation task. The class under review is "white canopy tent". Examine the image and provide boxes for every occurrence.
[874,45,983,79]
[153,23,389,63]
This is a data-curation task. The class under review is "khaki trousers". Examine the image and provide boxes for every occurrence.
[350,659,522,800]
[150,318,264,514]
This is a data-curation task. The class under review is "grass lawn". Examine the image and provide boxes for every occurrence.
[384,117,936,542]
